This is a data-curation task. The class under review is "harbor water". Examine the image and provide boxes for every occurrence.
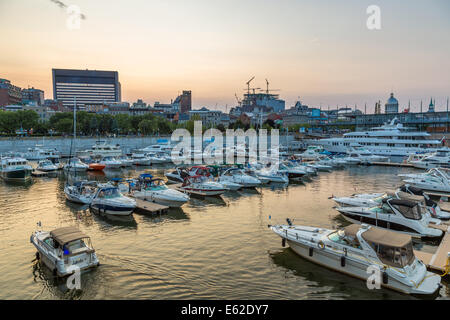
[0,165,448,300]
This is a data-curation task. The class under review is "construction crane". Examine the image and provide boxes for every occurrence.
[246,76,255,95]
[263,79,280,94]
[235,93,242,107]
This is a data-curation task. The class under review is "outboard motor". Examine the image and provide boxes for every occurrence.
[286,218,293,226]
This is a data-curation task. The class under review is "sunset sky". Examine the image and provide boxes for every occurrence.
[0,0,449,112]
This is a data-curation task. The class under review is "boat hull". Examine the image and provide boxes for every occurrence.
[0,168,32,182]
[286,239,440,295]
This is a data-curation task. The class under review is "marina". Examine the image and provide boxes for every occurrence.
[0,154,449,299]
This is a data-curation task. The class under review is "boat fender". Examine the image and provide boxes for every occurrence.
[35,252,40,260]
[318,241,325,250]
[282,238,286,248]
[382,270,389,284]
[341,256,346,267]
[309,247,313,257]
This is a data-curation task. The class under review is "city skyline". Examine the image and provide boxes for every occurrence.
[1,0,449,112]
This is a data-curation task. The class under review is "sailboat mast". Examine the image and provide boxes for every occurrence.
[73,97,77,153]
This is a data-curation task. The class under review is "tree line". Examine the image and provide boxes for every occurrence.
[0,109,301,137]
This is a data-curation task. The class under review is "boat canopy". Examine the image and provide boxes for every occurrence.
[343,224,360,238]
[50,226,89,245]
[361,227,411,248]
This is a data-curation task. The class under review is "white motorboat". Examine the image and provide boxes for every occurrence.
[77,140,122,158]
[131,174,190,208]
[180,175,227,196]
[306,162,333,172]
[145,152,169,164]
[99,156,122,169]
[219,168,261,188]
[64,158,89,172]
[297,145,325,161]
[90,186,136,216]
[270,222,441,295]
[401,168,450,193]
[30,226,99,277]
[117,155,134,167]
[219,180,243,191]
[278,162,308,181]
[36,159,58,172]
[0,157,33,182]
[336,198,443,238]
[131,153,152,166]
[397,184,450,220]
[346,144,389,164]
[255,167,289,184]
[165,167,190,183]
[409,148,450,169]
[333,190,450,220]
[64,180,97,204]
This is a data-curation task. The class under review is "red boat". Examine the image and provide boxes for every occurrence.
[88,163,106,171]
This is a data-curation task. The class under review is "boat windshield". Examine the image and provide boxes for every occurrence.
[97,188,121,199]
[328,231,362,249]
[393,204,422,220]
[371,242,415,268]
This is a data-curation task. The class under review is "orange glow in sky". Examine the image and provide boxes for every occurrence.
[0,0,449,112]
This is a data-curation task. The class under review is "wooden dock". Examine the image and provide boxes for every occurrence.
[370,162,413,167]
[133,198,169,215]
[415,225,450,274]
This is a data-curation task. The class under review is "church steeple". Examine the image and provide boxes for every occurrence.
[428,97,435,112]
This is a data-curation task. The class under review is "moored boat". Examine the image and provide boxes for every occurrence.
[0,157,33,182]
[30,226,99,277]
[270,222,441,295]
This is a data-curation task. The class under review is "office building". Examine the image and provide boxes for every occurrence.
[52,68,121,108]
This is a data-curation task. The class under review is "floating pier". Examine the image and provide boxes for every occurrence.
[415,224,450,275]
[133,198,169,215]
[370,162,414,167]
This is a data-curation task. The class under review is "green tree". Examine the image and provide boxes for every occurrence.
[138,119,154,135]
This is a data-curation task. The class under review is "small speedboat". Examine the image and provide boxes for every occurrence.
[145,152,170,164]
[89,163,106,171]
[131,153,152,166]
[402,168,450,193]
[117,155,134,167]
[278,162,307,181]
[181,175,226,196]
[100,156,122,169]
[64,158,89,172]
[219,168,261,188]
[64,181,97,204]
[132,174,190,208]
[165,167,190,183]
[270,222,441,295]
[90,186,136,216]
[333,190,450,220]
[36,159,58,172]
[336,198,443,238]
[31,226,100,277]
[255,168,289,184]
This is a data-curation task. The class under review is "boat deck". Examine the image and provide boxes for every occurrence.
[424,191,450,201]
[133,199,169,215]
[415,224,450,274]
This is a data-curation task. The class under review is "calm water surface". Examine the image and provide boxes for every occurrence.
[0,165,448,300]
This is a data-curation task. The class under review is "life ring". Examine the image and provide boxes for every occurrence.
[318,241,325,250]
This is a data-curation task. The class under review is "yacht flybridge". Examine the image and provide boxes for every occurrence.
[309,118,443,157]
[270,222,441,295]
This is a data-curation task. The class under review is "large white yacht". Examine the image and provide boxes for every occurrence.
[77,141,122,158]
[309,118,443,157]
